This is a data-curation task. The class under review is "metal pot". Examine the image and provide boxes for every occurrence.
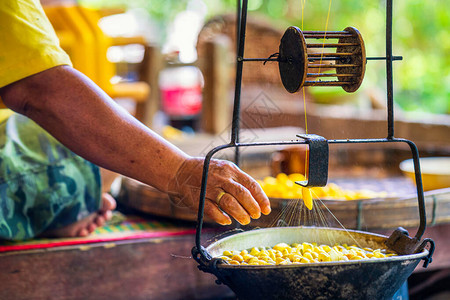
[202,227,428,300]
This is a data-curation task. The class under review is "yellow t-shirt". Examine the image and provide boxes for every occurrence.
[0,0,72,119]
[0,0,72,87]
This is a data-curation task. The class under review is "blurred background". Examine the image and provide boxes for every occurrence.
[77,0,449,116]
[45,0,448,181]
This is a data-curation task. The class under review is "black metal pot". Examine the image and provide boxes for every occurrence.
[202,227,428,300]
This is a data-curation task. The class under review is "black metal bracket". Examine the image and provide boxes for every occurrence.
[421,238,436,268]
[295,134,329,187]
[192,245,230,285]
[386,227,423,255]
[385,227,435,268]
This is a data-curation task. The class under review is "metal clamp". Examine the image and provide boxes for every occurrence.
[420,238,435,268]
[385,227,435,268]
[295,134,329,187]
[192,246,230,285]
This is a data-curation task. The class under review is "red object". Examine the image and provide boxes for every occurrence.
[0,229,196,252]
[161,85,202,116]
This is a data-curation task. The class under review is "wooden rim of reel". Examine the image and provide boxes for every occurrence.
[278,26,366,93]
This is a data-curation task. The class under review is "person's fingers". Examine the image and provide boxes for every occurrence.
[170,157,271,226]
[220,180,261,219]
[204,199,232,225]
[205,161,271,219]
[215,192,251,225]
[233,170,271,215]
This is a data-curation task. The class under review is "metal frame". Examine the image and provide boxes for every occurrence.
[192,0,434,268]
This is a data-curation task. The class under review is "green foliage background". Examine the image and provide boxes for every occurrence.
[80,0,449,114]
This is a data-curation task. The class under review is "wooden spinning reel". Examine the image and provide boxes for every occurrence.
[278,26,366,93]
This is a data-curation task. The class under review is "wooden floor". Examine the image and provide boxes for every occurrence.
[0,233,235,300]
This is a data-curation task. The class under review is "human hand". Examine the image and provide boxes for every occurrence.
[168,157,271,225]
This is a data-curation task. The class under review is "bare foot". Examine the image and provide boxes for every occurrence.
[42,193,116,238]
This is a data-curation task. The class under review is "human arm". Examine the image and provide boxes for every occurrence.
[0,65,271,225]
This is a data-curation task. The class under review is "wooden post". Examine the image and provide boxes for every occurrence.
[200,35,232,134]
[136,44,163,127]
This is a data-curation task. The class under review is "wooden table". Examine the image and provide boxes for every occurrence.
[0,231,234,300]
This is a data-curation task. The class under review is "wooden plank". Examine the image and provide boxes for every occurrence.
[136,45,163,126]
[200,35,232,134]
[0,234,234,300]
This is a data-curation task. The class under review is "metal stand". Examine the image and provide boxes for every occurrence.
[192,0,434,270]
